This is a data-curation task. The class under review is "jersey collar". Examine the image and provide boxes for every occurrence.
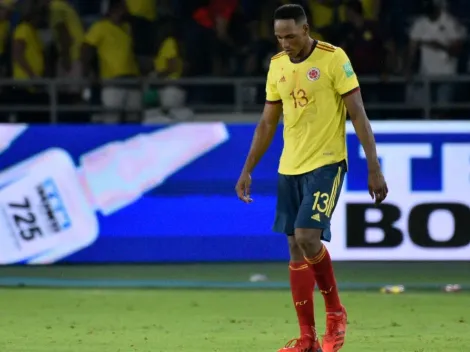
[290,40,318,64]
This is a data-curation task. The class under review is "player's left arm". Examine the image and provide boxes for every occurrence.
[345,91,388,203]
[343,90,379,171]
[331,48,388,203]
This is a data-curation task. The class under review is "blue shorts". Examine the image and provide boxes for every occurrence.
[272,160,346,242]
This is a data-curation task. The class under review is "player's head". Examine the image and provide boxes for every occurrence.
[273,4,310,59]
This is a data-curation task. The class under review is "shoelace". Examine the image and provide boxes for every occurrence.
[284,333,316,348]
[285,338,301,348]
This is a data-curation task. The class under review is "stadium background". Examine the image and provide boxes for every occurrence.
[0,1,469,351]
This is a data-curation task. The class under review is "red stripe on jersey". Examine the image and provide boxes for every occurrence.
[317,45,335,53]
[271,53,287,61]
[341,87,360,97]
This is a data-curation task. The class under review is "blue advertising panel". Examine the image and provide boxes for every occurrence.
[0,121,469,264]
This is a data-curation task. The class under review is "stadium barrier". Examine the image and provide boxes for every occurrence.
[1,75,470,121]
[0,121,468,264]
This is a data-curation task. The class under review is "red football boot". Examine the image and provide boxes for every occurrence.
[278,332,322,352]
[321,306,347,352]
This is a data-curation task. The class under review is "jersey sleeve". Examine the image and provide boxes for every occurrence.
[330,47,360,96]
[84,22,103,47]
[265,63,281,103]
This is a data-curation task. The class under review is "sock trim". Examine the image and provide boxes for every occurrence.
[304,245,327,265]
[289,264,309,271]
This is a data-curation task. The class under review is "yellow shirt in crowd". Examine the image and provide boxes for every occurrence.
[84,19,140,79]
[50,0,85,62]
[154,37,182,79]
[126,0,156,21]
[13,22,44,79]
[309,0,378,29]
[0,19,10,55]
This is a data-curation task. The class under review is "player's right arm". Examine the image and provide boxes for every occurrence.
[235,64,282,203]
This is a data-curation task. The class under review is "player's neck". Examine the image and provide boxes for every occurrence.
[290,39,316,64]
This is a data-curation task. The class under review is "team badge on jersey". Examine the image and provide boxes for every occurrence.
[307,67,320,81]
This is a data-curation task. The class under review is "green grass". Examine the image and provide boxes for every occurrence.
[0,288,469,352]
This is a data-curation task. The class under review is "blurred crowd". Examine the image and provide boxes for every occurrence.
[0,0,468,122]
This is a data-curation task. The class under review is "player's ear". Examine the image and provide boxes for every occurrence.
[303,23,309,36]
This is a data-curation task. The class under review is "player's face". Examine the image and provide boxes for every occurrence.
[274,19,309,58]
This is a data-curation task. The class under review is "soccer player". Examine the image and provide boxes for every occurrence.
[235,4,388,352]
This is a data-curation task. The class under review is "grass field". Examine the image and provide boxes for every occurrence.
[0,263,469,351]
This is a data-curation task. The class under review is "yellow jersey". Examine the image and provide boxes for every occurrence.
[126,0,156,21]
[84,19,139,79]
[13,22,44,79]
[0,20,10,55]
[50,0,85,62]
[266,41,359,175]
[154,37,183,79]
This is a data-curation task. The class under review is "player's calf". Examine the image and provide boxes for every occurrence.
[287,236,316,337]
[296,229,346,351]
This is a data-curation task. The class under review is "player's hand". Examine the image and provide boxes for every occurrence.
[235,171,253,204]
[368,169,388,204]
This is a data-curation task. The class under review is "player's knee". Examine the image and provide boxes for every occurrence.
[287,236,304,262]
[294,228,323,255]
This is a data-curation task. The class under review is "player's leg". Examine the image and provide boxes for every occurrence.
[287,235,315,335]
[294,161,347,352]
[273,175,321,352]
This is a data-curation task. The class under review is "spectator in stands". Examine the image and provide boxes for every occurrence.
[12,0,49,122]
[42,0,84,102]
[81,0,142,123]
[242,0,285,76]
[309,0,345,32]
[183,0,238,76]
[12,2,44,81]
[307,0,381,43]
[153,16,182,79]
[339,0,393,77]
[405,0,466,105]
[0,0,13,79]
[358,0,381,20]
[126,0,157,63]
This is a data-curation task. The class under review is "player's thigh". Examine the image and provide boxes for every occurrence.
[273,174,302,235]
[294,160,346,242]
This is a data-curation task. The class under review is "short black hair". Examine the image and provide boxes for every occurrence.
[274,4,307,24]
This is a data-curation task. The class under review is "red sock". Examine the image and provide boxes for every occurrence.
[305,245,342,312]
[289,261,315,336]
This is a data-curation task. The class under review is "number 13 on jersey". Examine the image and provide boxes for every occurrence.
[290,88,315,109]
